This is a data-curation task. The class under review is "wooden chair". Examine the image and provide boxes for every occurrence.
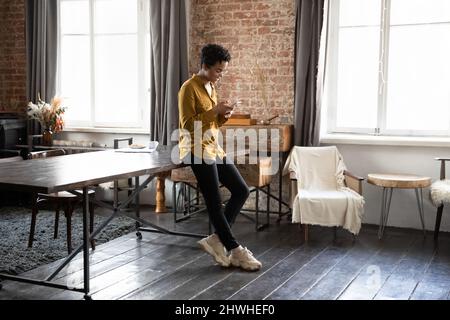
[97,137,143,210]
[27,149,96,254]
[290,170,364,242]
[287,146,364,242]
[112,138,135,208]
[171,166,206,224]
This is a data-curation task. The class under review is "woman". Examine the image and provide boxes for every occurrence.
[178,44,262,271]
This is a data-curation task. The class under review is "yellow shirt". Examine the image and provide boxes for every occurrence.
[178,74,228,161]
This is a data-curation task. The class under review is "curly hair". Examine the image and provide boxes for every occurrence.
[200,44,231,68]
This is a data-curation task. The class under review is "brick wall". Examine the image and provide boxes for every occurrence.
[189,0,295,124]
[0,0,26,113]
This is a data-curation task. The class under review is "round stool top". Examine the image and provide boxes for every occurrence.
[367,173,432,189]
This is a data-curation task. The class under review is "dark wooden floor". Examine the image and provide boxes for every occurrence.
[0,206,449,300]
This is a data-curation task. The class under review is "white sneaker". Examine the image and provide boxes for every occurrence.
[230,246,262,271]
[197,234,230,267]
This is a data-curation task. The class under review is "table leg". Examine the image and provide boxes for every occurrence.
[378,187,393,239]
[155,172,169,213]
[135,176,142,239]
[278,155,282,217]
[415,188,427,237]
[378,188,386,239]
[82,187,91,300]
[113,180,119,209]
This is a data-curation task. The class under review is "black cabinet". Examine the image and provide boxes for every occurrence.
[0,113,27,156]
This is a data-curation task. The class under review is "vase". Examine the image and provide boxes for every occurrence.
[42,128,53,146]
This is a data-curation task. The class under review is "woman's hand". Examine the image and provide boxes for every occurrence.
[215,100,234,117]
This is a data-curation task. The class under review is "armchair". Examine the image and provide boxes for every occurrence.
[285,146,365,242]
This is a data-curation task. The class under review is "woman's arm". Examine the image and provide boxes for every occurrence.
[178,85,218,132]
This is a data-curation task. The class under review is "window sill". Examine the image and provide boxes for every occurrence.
[64,127,150,135]
[320,133,450,148]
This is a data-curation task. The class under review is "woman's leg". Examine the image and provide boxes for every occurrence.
[190,161,239,251]
[217,158,250,226]
[217,159,262,271]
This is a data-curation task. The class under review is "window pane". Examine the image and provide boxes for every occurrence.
[94,0,138,34]
[336,27,380,128]
[60,36,91,122]
[94,35,139,124]
[61,0,89,34]
[386,24,450,131]
[339,0,382,27]
[391,0,450,25]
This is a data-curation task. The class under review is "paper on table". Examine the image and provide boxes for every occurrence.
[114,147,157,153]
[114,141,159,153]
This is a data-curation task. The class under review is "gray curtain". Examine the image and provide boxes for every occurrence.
[25,0,58,135]
[294,0,325,146]
[149,0,189,146]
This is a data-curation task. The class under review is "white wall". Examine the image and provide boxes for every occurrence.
[323,143,450,232]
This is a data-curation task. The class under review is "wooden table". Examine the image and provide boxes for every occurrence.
[367,173,432,239]
[220,124,294,219]
[0,146,194,299]
[16,143,169,213]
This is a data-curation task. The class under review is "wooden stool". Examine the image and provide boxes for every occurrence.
[367,173,432,239]
[170,166,205,223]
[170,156,272,231]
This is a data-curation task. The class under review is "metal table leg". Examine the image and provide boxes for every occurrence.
[135,176,142,240]
[415,188,427,237]
[82,187,91,300]
[278,154,282,217]
[378,187,393,239]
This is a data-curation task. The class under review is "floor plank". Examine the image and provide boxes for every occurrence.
[174,224,302,300]
[1,205,449,300]
[123,220,281,300]
[300,231,384,300]
[374,235,437,300]
[337,232,417,300]
[265,233,356,300]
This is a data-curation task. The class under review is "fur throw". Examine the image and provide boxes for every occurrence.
[430,180,450,207]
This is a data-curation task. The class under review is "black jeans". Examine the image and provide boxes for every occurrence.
[188,156,250,251]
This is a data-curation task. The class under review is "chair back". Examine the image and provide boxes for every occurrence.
[286,146,342,191]
[27,149,66,159]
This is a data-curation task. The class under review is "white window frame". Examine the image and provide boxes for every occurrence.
[325,0,450,137]
[57,0,150,130]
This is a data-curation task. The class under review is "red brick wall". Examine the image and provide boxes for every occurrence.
[189,0,295,123]
[0,0,26,113]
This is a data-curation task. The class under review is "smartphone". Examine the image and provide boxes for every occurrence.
[231,99,242,108]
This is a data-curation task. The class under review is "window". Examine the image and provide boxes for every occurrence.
[58,0,150,129]
[325,0,450,136]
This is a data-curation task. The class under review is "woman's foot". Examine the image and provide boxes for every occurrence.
[197,234,230,267]
[230,246,262,271]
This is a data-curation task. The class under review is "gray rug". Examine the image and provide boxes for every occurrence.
[0,206,135,275]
